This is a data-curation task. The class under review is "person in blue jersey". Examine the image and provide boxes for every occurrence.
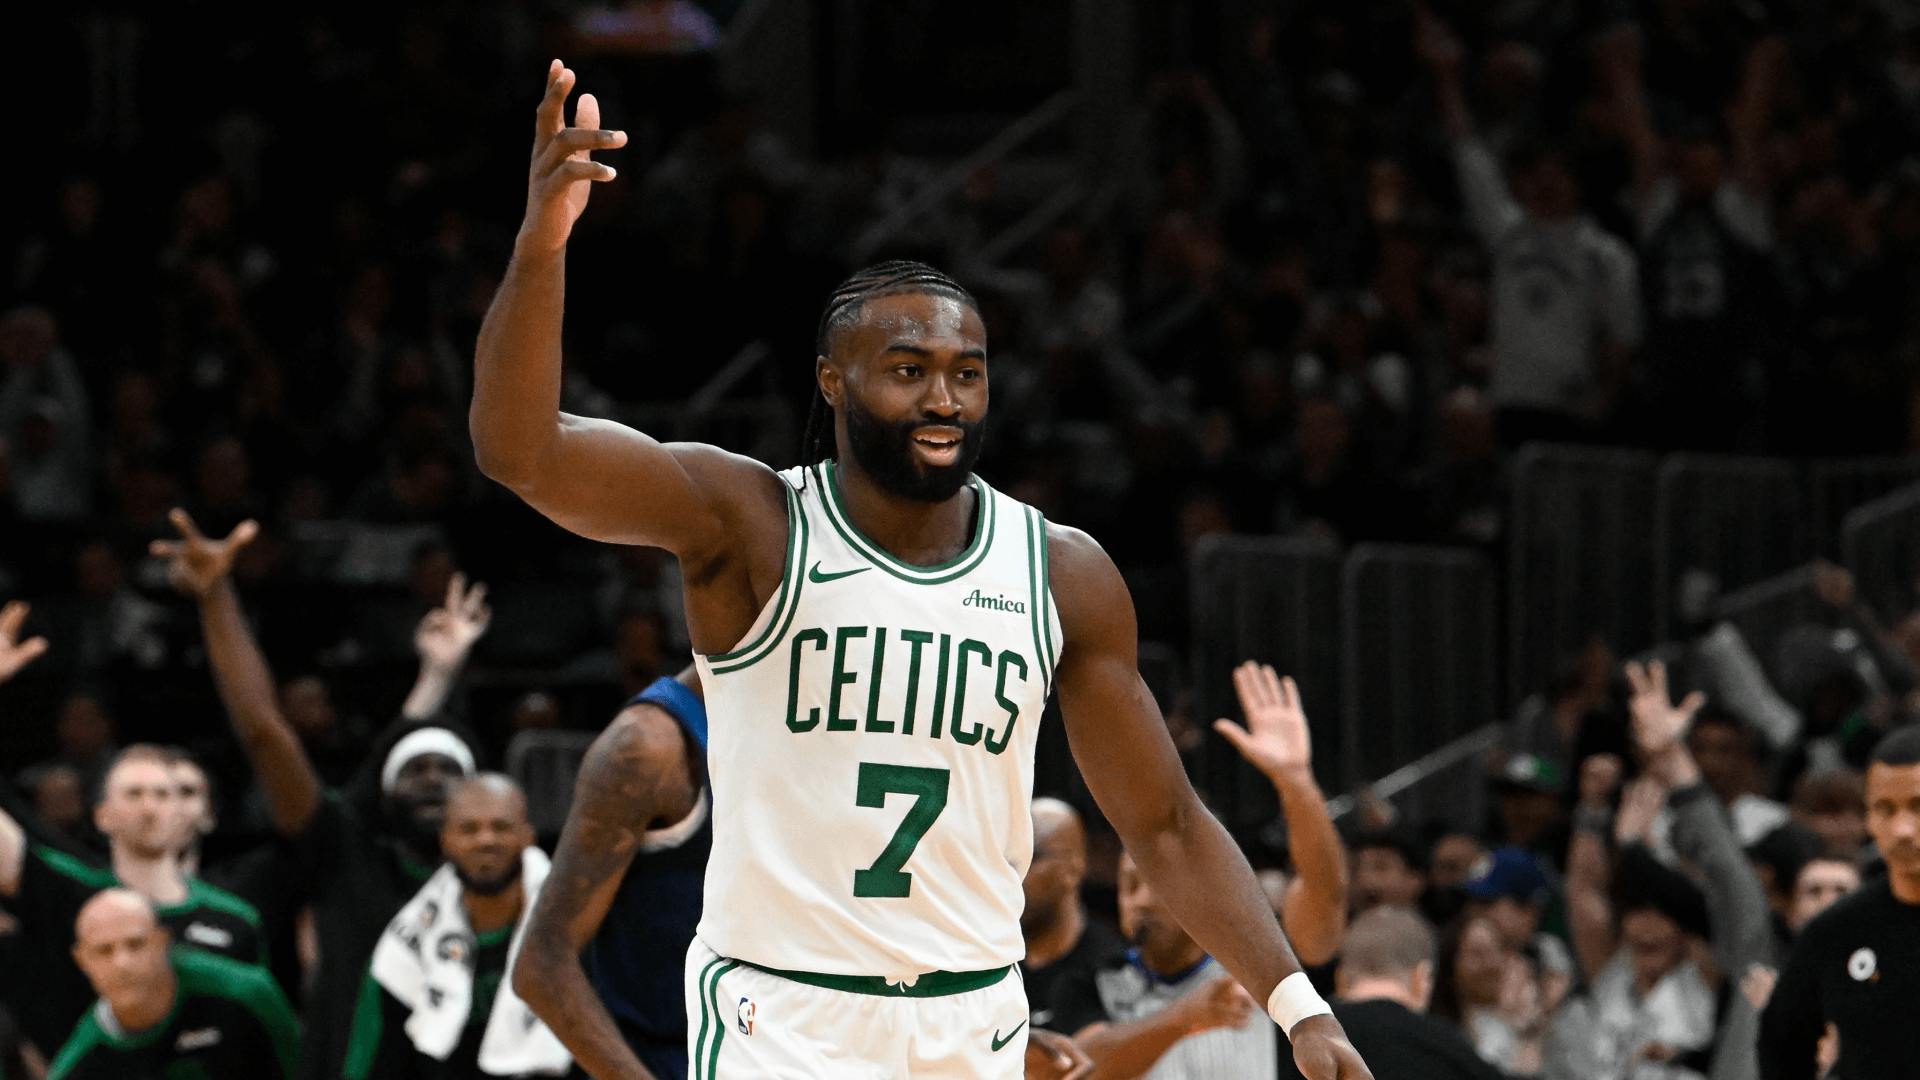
[474,59,1369,1080]
[515,671,711,1080]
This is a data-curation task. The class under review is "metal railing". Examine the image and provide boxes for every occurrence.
[1842,481,1920,623]
[1653,455,1807,640]
[850,91,1082,263]
[1189,535,1344,827]
[1324,723,1505,831]
[1340,545,1498,787]
[1507,445,1659,704]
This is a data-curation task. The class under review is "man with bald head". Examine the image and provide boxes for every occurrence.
[1023,798,1126,1031]
[1280,908,1497,1080]
[346,773,572,1078]
[48,889,298,1079]
[0,743,264,1056]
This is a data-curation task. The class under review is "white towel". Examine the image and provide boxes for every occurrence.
[370,847,572,1076]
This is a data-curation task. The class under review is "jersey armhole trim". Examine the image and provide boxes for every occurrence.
[706,479,809,674]
[1023,507,1052,699]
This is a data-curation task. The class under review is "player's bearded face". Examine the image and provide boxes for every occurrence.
[842,390,984,502]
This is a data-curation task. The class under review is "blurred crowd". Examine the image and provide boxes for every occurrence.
[4,0,1920,1077]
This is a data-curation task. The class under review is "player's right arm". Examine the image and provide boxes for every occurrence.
[471,61,766,558]
[513,681,701,1080]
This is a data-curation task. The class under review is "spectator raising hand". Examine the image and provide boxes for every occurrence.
[1214,661,1312,782]
[0,600,48,682]
[402,571,493,721]
[148,508,258,598]
[1624,660,1705,787]
[412,572,492,673]
[1215,660,1350,964]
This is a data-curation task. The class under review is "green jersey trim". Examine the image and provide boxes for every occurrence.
[183,879,264,932]
[1023,508,1051,699]
[33,845,115,890]
[736,958,1013,998]
[707,480,809,675]
[1037,510,1058,674]
[690,956,733,1080]
[342,970,385,1080]
[816,461,995,584]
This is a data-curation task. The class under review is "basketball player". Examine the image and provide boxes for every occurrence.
[472,60,1370,1079]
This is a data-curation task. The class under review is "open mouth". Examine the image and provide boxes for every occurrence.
[912,429,963,466]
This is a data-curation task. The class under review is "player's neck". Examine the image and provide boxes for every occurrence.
[831,457,977,566]
[111,846,189,905]
[110,967,178,1033]
[464,879,525,935]
[1024,900,1086,969]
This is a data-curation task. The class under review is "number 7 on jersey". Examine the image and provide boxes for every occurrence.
[852,763,950,898]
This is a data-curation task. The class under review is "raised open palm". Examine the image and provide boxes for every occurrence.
[1214,661,1313,779]
[1624,659,1704,760]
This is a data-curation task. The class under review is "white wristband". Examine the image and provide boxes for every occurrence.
[1267,972,1332,1037]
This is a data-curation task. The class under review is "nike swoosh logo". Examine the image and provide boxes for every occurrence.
[990,1020,1027,1052]
[808,562,871,584]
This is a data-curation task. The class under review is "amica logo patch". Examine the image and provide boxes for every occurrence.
[961,589,1025,614]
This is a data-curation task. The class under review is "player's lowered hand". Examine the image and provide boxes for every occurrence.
[1024,1027,1092,1080]
[519,60,626,257]
[149,509,258,599]
[1288,1014,1375,1080]
[0,600,49,683]
[1214,661,1313,783]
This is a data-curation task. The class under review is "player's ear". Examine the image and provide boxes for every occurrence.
[816,355,841,408]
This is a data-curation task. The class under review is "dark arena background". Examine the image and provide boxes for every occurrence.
[2,1,1920,1078]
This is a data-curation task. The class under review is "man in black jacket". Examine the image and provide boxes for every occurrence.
[1281,906,1498,1080]
[1760,725,1920,1080]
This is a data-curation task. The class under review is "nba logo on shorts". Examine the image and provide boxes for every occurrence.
[736,997,756,1036]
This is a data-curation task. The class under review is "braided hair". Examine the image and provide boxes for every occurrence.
[803,260,982,465]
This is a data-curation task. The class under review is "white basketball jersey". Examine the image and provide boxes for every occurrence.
[693,461,1061,980]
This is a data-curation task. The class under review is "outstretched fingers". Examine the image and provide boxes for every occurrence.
[168,507,207,543]
[535,61,575,141]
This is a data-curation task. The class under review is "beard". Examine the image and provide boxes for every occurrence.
[455,855,525,897]
[842,393,986,502]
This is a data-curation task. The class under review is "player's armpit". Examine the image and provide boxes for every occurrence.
[523,705,696,955]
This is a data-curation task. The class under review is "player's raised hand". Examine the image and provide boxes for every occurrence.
[520,60,627,257]
[415,571,492,671]
[0,601,49,684]
[1289,1015,1375,1080]
[1214,661,1313,782]
[149,508,258,599]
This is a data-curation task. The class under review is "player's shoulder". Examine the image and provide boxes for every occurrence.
[666,442,790,515]
[599,703,697,779]
[1042,522,1131,638]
